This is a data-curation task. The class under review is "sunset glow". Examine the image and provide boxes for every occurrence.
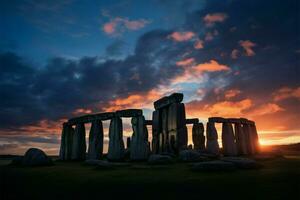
[0,0,299,155]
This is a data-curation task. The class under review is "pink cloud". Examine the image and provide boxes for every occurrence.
[239,40,256,56]
[194,38,204,49]
[231,49,239,59]
[168,31,195,42]
[102,17,151,35]
[172,60,230,84]
[203,13,228,27]
[273,86,300,101]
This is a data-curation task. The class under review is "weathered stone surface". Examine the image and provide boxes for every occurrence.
[59,123,67,160]
[243,124,254,155]
[168,102,188,152]
[71,123,86,160]
[161,107,169,152]
[116,109,142,118]
[22,148,52,166]
[126,137,131,149]
[64,125,74,160]
[186,118,199,124]
[107,117,125,161]
[130,116,149,160]
[221,157,262,169]
[151,110,160,154]
[222,122,237,156]
[148,154,173,165]
[235,123,248,155]
[208,117,226,123]
[179,150,208,162]
[226,118,242,124]
[249,124,260,154]
[206,122,219,154]
[145,120,152,125]
[87,120,103,160]
[68,112,115,125]
[154,93,183,110]
[191,161,236,172]
[192,123,205,150]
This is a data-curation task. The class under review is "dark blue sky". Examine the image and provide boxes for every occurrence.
[0,0,299,154]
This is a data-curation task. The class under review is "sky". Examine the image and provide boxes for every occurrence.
[0,0,299,155]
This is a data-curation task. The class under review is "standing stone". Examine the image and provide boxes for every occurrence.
[126,137,131,150]
[206,122,219,155]
[243,124,254,155]
[161,108,169,152]
[107,117,125,161]
[64,125,74,160]
[151,110,160,154]
[222,122,237,156]
[59,123,67,160]
[130,116,149,160]
[235,123,248,155]
[192,123,205,150]
[167,102,188,152]
[251,124,260,153]
[87,120,103,160]
[71,123,86,160]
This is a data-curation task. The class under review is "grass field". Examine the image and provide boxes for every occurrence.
[1,151,300,200]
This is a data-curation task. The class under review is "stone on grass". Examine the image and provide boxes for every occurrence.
[22,148,52,166]
[148,154,173,165]
[179,150,208,162]
[221,157,262,169]
[191,160,236,172]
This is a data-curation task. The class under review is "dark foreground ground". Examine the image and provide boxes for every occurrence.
[1,146,300,200]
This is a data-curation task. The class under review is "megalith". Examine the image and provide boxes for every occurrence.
[71,123,86,160]
[222,122,237,156]
[87,120,103,160]
[64,125,74,160]
[167,102,188,152]
[192,123,205,150]
[59,123,67,160]
[107,117,125,161]
[130,116,149,160]
[235,123,248,155]
[243,124,254,155]
[206,122,219,154]
[151,110,160,154]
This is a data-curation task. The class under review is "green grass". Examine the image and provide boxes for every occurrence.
[1,156,300,200]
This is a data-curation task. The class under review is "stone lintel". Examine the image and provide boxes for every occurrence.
[208,117,226,123]
[145,120,152,126]
[186,118,199,124]
[153,93,183,110]
[116,109,143,118]
[68,112,115,125]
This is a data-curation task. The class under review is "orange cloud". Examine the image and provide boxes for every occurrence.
[72,108,92,115]
[203,13,228,27]
[176,58,195,66]
[224,89,241,99]
[273,86,300,101]
[102,17,150,35]
[250,103,285,116]
[239,40,256,56]
[168,31,195,42]
[103,90,161,111]
[172,60,230,84]
[194,38,204,49]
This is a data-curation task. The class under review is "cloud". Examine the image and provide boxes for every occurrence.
[168,31,195,42]
[231,49,239,59]
[224,89,241,99]
[203,13,228,27]
[273,86,300,101]
[194,38,204,49]
[102,17,151,36]
[239,40,256,56]
[172,60,230,84]
[249,103,284,116]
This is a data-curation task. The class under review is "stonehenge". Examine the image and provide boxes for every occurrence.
[59,93,260,161]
